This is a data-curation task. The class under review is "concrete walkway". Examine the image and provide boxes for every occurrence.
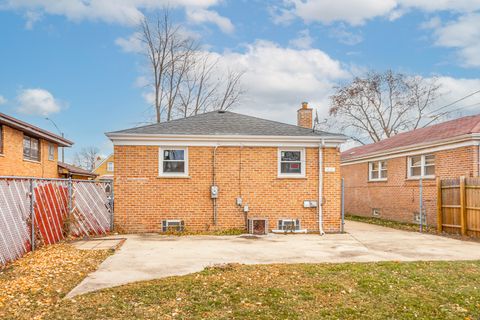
[67,220,480,298]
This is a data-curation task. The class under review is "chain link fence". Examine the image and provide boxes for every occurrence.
[0,177,113,266]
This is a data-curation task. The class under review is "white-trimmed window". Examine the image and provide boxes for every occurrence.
[48,143,55,161]
[368,160,387,181]
[408,154,435,179]
[278,148,305,178]
[107,161,114,172]
[159,147,188,177]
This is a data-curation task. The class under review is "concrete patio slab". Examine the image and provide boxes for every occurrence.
[72,238,125,251]
[67,220,480,298]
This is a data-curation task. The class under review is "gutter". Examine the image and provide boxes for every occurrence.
[318,139,325,235]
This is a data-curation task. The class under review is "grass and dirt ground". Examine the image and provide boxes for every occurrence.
[1,243,480,319]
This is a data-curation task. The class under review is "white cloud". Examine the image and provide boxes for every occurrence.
[289,29,314,49]
[435,76,480,113]
[329,25,363,45]
[1,0,221,26]
[429,13,480,67]
[287,0,398,26]
[115,32,144,53]
[16,88,62,116]
[186,8,234,34]
[137,40,349,123]
[0,95,7,105]
[279,0,480,25]
[218,40,350,122]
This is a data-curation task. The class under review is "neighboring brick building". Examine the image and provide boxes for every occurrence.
[107,103,346,234]
[341,115,480,226]
[0,113,73,178]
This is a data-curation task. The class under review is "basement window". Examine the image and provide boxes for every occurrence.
[278,148,305,178]
[162,220,185,232]
[272,219,307,233]
[159,147,188,177]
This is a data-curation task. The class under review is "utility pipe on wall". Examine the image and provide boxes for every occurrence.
[212,145,219,225]
[318,139,325,235]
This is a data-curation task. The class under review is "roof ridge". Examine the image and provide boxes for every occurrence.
[342,113,480,159]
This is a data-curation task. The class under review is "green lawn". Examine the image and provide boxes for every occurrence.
[2,244,480,320]
[53,261,480,320]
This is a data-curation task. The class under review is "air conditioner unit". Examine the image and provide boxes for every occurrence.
[162,220,184,232]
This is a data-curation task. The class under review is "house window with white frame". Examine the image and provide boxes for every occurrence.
[159,147,188,176]
[369,160,387,181]
[278,148,305,177]
[408,154,435,179]
[48,143,55,161]
[107,162,114,172]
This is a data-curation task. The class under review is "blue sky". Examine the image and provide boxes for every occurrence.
[0,0,479,161]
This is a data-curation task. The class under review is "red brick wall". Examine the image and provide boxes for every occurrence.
[342,145,479,225]
[0,125,59,178]
[114,145,341,233]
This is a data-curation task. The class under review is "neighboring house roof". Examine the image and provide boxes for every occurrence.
[93,153,113,173]
[58,162,98,178]
[342,114,480,162]
[106,111,345,139]
[0,112,73,147]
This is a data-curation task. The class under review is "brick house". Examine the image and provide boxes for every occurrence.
[106,103,346,234]
[0,113,73,178]
[341,115,480,226]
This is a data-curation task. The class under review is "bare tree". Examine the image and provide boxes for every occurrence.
[73,146,101,171]
[328,70,445,144]
[140,10,244,123]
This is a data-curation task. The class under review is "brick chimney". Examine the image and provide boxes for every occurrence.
[297,102,313,129]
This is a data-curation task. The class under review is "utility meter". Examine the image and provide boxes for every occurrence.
[211,185,219,198]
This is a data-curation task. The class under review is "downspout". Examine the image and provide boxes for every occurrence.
[318,139,325,235]
[213,145,218,225]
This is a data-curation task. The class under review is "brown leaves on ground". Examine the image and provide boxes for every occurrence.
[0,243,110,320]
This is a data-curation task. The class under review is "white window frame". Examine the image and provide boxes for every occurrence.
[277,148,306,178]
[407,154,435,179]
[48,143,55,161]
[107,161,114,172]
[368,160,387,181]
[159,147,189,177]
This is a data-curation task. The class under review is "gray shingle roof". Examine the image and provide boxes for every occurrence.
[107,111,344,138]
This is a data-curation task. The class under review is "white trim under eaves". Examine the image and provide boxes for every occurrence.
[341,137,480,166]
[106,133,346,148]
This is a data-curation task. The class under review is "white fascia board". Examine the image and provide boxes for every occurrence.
[106,133,347,148]
[341,135,480,166]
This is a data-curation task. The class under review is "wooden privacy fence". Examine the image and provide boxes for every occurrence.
[437,176,480,238]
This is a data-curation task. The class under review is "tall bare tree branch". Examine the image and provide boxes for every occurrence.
[327,70,446,144]
[139,10,245,123]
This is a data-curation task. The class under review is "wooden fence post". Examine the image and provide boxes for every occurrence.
[436,177,443,233]
[460,176,467,236]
